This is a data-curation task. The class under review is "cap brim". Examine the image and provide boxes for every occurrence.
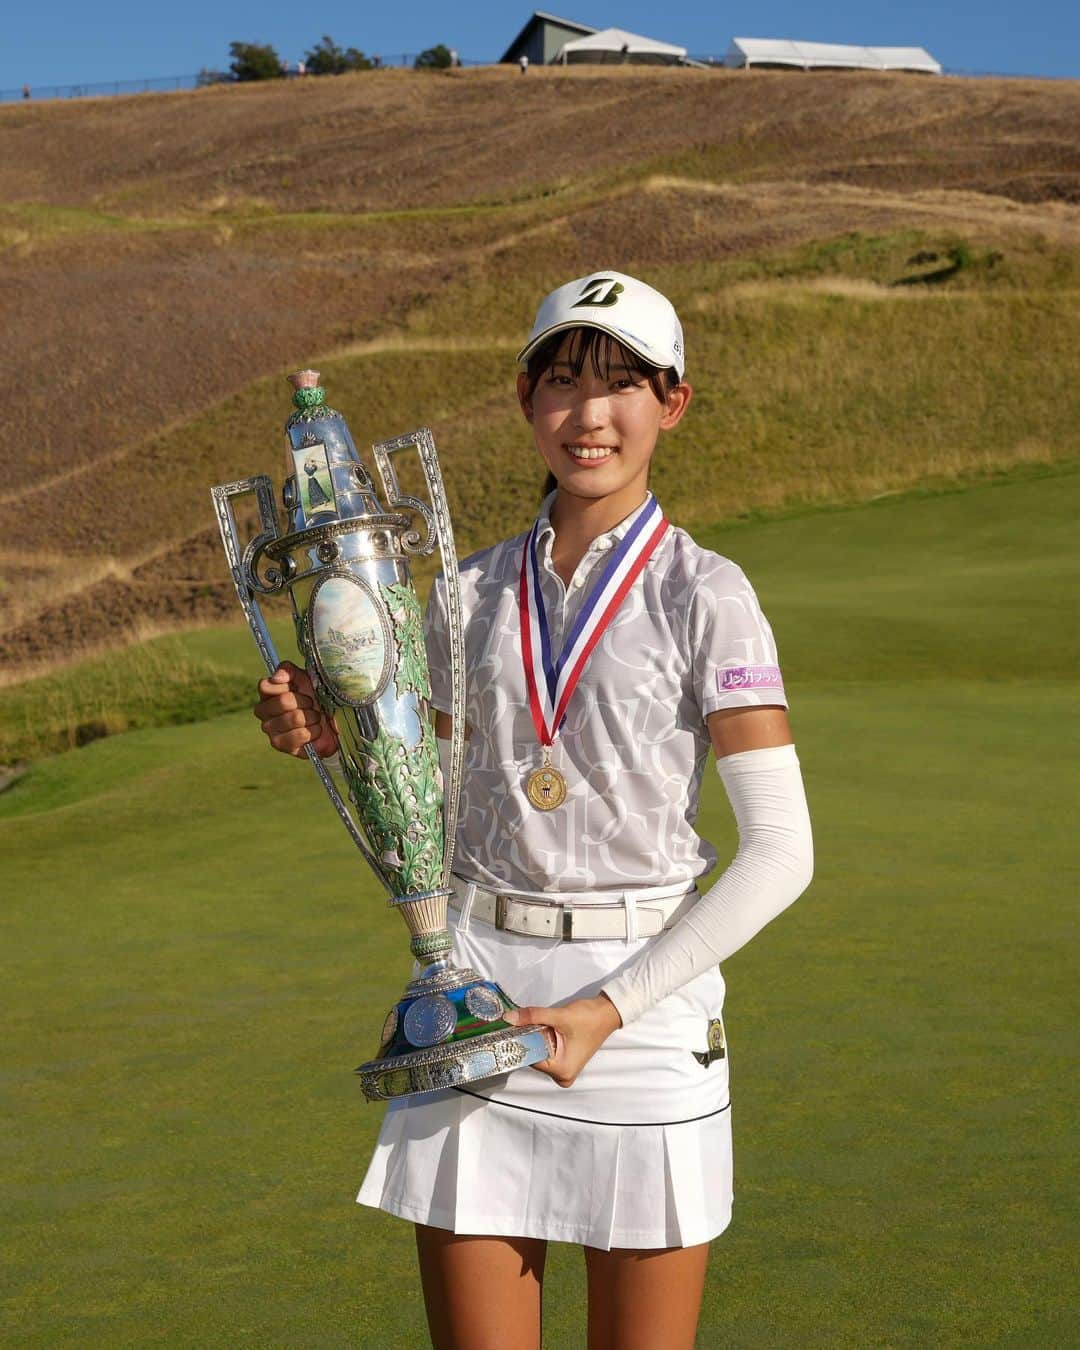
[516,320,680,377]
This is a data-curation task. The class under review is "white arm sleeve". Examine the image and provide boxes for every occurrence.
[601,744,813,1026]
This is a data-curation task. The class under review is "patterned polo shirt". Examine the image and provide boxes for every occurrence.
[425,492,787,894]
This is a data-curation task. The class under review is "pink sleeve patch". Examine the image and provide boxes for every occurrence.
[717,665,785,693]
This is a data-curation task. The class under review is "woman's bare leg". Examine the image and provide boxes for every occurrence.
[583,1242,710,1350]
[414,1224,548,1350]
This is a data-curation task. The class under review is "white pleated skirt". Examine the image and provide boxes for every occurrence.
[357,889,733,1250]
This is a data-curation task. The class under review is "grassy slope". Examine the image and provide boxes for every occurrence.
[2,65,1078,671]
[20,62,1078,492]
[2,472,1076,1345]
[4,223,1078,674]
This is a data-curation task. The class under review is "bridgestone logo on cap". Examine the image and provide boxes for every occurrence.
[572,278,625,308]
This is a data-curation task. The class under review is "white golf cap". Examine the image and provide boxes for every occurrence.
[517,270,685,379]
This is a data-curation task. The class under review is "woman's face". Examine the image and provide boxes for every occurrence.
[517,333,690,503]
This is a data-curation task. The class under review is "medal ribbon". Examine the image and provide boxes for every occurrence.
[519,494,669,746]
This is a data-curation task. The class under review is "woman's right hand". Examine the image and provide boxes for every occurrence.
[253,660,339,758]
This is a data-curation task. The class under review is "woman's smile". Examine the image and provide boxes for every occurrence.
[565,442,619,464]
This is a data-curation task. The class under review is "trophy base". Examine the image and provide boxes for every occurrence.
[355,961,554,1102]
[356,1024,553,1102]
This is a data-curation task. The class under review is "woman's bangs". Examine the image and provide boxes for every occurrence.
[524,325,676,404]
[562,328,654,382]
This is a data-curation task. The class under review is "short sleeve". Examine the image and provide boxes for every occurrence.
[424,573,453,714]
[690,558,788,717]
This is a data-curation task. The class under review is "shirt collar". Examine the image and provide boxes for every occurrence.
[534,490,658,554]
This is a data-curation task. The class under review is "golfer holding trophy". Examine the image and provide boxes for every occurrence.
[233,271,814,1349]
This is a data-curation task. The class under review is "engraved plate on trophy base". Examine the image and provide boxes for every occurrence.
[356,1025,553,1102]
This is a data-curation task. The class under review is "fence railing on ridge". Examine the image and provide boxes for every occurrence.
[0,57,479,102]
[1,59,1063,103]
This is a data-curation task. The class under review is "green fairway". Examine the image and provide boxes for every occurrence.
[2,472,1077,1346]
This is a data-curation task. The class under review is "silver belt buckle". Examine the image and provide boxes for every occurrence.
[494,892,562,938]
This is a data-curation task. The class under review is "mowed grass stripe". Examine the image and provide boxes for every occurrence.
[1,474,1076,1345]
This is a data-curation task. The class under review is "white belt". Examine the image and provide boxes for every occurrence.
[448,875,698,942]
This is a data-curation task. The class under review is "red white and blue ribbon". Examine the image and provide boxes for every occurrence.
[519,493,670,746]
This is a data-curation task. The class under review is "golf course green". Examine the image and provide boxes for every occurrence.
[2,469,1075,1346]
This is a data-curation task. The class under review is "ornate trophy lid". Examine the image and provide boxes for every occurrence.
[287,369,325,412]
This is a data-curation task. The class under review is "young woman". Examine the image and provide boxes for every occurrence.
[254,271,814,1350]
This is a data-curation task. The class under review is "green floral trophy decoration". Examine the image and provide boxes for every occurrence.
[211,371,552,1100]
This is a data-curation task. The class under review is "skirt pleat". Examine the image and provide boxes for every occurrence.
[358,1088,733,1250]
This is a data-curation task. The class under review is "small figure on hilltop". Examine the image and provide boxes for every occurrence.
[22,83,31,100]
[519,53,529,74]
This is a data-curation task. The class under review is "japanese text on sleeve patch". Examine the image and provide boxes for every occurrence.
[717,665,785,694]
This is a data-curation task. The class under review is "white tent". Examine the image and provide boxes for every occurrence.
[724,38,941,75]
[555,27,689,65]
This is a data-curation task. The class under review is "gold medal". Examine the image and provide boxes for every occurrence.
[526,748,567,810]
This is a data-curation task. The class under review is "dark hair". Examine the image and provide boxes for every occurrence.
[525,327,680,501]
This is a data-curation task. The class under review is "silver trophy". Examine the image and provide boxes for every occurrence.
[211,371,552,1101]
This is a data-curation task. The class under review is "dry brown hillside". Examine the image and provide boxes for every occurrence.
[3,66,1079,674]
[5,66,1078,212]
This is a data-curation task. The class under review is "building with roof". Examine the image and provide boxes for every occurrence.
[555,28,690,65]
[724,38,941,75]
[500,11,597,66]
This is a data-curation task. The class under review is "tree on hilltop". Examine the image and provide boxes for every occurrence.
[304,35,373,74]
[414,44,453,70]
[229,42,285,81]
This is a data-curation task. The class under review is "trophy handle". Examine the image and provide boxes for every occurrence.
[211,477,286,666]
[370,429,466,884]
[210,477,393,890]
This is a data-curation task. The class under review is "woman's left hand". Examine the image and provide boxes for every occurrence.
[503,994,622,1089]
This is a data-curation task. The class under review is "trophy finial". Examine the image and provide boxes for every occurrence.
[287,369,325,412]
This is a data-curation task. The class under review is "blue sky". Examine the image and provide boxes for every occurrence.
[3,1,1077,92]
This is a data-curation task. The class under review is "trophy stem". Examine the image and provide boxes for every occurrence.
[391,887,454,964]
[356,884,555,1101]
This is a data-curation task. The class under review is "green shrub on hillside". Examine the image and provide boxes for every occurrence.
[304,35,373,74]
[228,42,284,81]
[414,44,453,70]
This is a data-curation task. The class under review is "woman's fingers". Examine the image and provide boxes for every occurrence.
[253,689,316,721]
[253,662,338,757]
[257,696,321,729]
[504,998,621,1089]
[255,661,316,707]
[505,1005,571,1084]
[264,706,323,737]
[505,1004,562,1034]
